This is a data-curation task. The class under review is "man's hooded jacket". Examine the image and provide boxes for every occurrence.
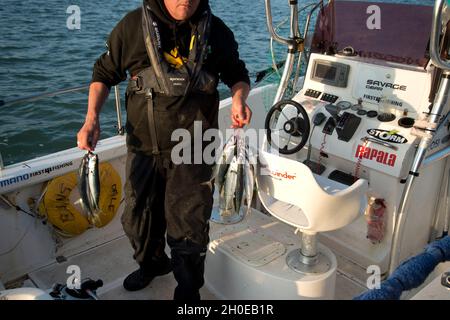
[92,0,250,155]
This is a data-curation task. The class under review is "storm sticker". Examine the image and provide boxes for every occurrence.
[367,129,408,144]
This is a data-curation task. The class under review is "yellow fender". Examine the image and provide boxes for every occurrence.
[38,162,122,236]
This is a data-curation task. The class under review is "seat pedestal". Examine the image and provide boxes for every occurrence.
[286,249,332,274]
[286,232,332,274]
[205,209,338,299]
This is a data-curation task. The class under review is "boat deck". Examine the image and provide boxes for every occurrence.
[27,209,367,300]
[28,234,217,300]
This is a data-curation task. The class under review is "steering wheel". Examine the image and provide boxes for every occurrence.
[265,99,310,154]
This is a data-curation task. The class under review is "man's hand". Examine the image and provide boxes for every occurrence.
[76,82,110,151]
[231,99,252,128]
[77,118,100,151]
[230,81,251,129]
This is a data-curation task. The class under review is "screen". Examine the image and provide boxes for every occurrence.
[315,64,337,81]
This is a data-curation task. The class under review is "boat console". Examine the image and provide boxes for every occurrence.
[260,0,450,277]
[206,0,450,300]
[265,49,450,277]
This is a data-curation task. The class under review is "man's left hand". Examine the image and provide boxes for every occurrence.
[231,99,252,128]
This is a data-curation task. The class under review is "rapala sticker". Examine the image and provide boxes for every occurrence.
[367,129,408,144]
[355,145,397,167]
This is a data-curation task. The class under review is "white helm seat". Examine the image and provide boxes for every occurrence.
[256,150,368,274]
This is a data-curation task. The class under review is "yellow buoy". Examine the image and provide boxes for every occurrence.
[38,162,122,236]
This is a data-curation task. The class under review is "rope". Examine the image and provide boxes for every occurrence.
[354,236,450,300]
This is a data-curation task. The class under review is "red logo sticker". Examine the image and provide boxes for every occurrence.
[355,145,397,167]
[270,170,297,180]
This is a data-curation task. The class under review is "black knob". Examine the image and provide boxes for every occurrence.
[342,46,356,56]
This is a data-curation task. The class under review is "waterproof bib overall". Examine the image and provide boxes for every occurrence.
[121,4,218,300]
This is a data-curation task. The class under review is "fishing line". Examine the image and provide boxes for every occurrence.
[0,195,35,218]
[354,138,370,181]
[317,132,327,174]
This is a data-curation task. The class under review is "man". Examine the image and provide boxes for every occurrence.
[77,0,251,300]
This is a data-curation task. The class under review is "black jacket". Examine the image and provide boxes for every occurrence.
[91,0,250,155]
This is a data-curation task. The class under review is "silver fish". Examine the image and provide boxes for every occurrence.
[78,153,93,219]
[212,136,233,176]
[243,157,255,215]
[234,161,244,215]
[222,155,238,215]
[214,136,236,194]
[87,153,100,217]
[234,134,246,215]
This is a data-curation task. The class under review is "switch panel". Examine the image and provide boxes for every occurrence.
[321,93,339,103]
[305,89,322,99]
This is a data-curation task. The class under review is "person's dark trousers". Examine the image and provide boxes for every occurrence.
[121,150,213,297]
[121,151,173,291]
[164,160,213,301]
[121,151,168,267]
[168,236,207,301]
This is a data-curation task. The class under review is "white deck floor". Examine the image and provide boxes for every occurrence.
[28,235,217,300]
[28,212,367,300]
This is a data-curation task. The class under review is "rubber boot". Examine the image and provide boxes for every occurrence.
[123,254,172,291]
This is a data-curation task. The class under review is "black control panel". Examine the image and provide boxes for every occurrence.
[305,89,322,99]
[336,112,361,142]
[322,117,336,135]
[320,93,339,103]
[322,111,361,141]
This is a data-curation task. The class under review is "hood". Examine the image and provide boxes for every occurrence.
[144,0,210,27]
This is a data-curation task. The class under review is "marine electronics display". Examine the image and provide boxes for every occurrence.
[310,59,350,88]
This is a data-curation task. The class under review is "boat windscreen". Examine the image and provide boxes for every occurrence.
[310,0,433,68]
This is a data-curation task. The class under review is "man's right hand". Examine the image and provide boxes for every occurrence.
[77,82,110,151]
[77,118,100,152]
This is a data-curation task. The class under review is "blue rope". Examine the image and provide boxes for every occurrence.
[354,236,450,300]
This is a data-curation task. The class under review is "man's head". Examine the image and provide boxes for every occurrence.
[163,0,201,21]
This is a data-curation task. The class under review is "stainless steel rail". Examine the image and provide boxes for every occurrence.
[293,1,323,90]
[0,84,124,171]
[430,0,450,70]
[388,0,450,275]
[0,85,89,107]
[265,0,302,104]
